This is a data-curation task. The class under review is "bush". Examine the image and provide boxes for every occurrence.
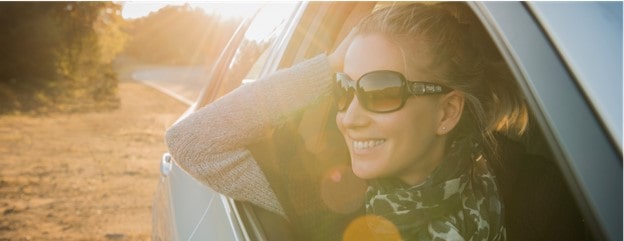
[0,2,127,114]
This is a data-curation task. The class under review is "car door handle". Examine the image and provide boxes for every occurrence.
[160,153,173,177]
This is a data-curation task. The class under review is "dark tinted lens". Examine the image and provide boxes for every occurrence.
[358,72,404,112]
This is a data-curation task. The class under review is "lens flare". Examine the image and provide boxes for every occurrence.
[320,165,367,214]
[343,215,402,241]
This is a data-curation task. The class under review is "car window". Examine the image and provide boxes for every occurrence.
[277,2,376,69]
[195,3,300,109]
[234,3,300,84]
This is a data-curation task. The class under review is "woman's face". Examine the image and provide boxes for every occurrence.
[336,33,447,185]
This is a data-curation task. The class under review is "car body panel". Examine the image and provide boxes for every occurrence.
[169,163,245,241]
[153,3,305,241]
[472,2,622,241]
[528,1,622,152]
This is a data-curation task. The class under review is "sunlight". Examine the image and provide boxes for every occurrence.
[120,2,299,43]
[243,3,298,41]
[121,1,178,19]
[343,215,402,241]
[192,2,262,20]
[119,1,299,70]
[120,1,264,20]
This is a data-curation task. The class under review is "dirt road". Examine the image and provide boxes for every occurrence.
[0,78,187,240]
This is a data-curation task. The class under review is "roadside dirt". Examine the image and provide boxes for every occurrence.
[0,67,188,240]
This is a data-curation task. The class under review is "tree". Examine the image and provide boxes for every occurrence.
[0,2,128,114]
[123,4,241,65]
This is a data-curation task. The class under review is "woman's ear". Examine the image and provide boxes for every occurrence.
[436,91,464,135]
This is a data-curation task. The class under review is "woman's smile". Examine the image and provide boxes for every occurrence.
[352,139,385,150]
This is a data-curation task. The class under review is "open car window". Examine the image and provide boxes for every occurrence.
[195,2,300,109]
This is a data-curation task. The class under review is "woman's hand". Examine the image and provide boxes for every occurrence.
[328,28,358,72]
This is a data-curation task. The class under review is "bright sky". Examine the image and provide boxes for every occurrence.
[120,1,266,20]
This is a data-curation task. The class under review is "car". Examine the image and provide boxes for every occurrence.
[152,2,622,241]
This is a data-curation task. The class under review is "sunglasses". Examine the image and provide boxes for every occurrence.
[334,70,453,113]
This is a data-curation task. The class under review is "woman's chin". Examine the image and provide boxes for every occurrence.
[350,161,380,180]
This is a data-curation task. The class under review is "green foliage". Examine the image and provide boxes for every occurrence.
[0,2,128,114]
[123,4,241,65]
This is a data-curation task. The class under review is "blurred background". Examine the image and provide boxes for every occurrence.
[0,2,258,240]
[0,1,253,114]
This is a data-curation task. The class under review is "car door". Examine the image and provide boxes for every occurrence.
[152,3,305,241]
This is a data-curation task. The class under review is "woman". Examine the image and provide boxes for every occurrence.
[166,2,527,240]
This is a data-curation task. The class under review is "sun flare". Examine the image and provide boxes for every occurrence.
[121,1,266,20]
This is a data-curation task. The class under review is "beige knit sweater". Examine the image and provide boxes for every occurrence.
[165,55,335,218]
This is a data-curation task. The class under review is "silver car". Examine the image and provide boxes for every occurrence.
[152,2,622,241]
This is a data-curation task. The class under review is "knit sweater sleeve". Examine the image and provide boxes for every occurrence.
[165,54,335,217]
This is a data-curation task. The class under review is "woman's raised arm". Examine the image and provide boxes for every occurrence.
[165,54,335,217]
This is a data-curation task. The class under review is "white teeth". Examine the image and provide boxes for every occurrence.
[353,139,385,150]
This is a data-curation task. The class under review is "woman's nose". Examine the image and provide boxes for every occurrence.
[338,96,370,129]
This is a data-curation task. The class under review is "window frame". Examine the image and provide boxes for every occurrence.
[232,2,378,240]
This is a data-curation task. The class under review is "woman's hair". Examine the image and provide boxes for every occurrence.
[356,2,529,157]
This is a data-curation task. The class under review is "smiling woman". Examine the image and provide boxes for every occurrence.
[164,2,526,240]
